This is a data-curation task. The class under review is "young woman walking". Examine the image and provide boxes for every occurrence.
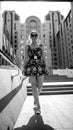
[24,31,48,114]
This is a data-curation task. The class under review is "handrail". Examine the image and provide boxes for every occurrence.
[0,49,15,66]
[0,49,21,70]
[0,49,27,84]
[10,69,20,82]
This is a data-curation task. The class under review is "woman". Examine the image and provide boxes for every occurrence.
[24,31,48,114]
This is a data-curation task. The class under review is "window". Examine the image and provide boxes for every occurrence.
[54,58,57,61]
[7,19,10,22]
[15,45,17,48]
[21,61,24,64]
[23,56,24,59]
[68,43,70,46]
[15,40,17,43]
[72,46,73,49]
[50,40,52,43]
[68,38,70,41]
[70,29,72,33]
[69,15,70,22]
[54,48,56,51]
[70,12,72,19]
[43,34,45,38]
[21,40,24,44]
[54,53,57,56]
[21,35,24,39]
[49,35,51,38]
[55,62,57,66]
[21,51,24,54]
[15,31,17,34]
[21,56,23,59]
[69,48,71,51]
[21,56,24,60]
[49,31,51,34]
[5,60,7,66]
[50,44,52,48]
[69,23,71,27]
[14,23,16,30]
[70,59,72,62]
[15,36,17,39]
[55,19,57,22]
[46,14,50,20]
[71,40,73,44]
[70,34,72,38]
[69,53,71,57]
[14,14,19,21]
[49,23,51,29]
[21,46,24,49]
[66,19,68,27]
[2,58,4,65]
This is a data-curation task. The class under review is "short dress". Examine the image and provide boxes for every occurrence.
[24,45,46,76]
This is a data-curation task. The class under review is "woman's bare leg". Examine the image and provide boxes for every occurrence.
[30,76,40,109]
[37,75,44,95]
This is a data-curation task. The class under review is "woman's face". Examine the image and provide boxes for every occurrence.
[31,36,37,42]
[31,34,38,42]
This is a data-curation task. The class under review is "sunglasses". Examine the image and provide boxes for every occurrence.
[31,34,38,38]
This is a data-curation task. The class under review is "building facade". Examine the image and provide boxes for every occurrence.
[45,11,64,69]
[56,20,67,69]
[2,10,20,64]
[42,23,52,71]
[64,10,73,68]
[71,2,73,43]
[17,23,25,70]
[0,4,2,50]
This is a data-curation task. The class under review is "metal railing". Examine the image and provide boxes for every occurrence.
[0,49,16,67]
[0,49,27,86]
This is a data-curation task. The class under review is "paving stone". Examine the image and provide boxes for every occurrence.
[13,95,73,130]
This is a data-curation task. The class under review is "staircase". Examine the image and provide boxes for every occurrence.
[27,75,73,95]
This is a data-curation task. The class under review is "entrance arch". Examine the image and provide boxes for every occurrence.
[25,16,42,45]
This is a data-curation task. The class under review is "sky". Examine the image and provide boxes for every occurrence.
[1,1,71,23]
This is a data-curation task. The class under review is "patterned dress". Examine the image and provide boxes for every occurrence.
[24,45,46,76]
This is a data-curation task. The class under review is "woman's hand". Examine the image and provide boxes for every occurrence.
[45,67,49,75]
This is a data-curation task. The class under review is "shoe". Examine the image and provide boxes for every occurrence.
[34,107,41,114]
[35,108,41,114]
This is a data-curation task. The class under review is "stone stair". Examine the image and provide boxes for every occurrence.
[27,75,73,95]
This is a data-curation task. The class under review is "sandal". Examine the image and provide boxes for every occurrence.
[35,107,41,114]
[33,106,41,114]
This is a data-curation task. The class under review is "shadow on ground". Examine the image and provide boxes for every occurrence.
[13,114,55,130]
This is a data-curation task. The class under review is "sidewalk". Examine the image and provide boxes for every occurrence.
[13,94,73,130]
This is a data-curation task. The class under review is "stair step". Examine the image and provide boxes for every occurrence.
[27,82,73,86]
[27,87,73,92]
[27,84,73,88]
[27,90,73,95]
[27,80,73,95]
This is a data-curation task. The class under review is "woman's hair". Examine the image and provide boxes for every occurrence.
[30,31,38,39]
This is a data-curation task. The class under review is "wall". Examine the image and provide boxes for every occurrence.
[53,69,73,77]
[0,67,28,130]
[0,2,2,50]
